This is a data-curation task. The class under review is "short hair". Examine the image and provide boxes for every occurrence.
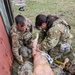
[46,15,59,31]
[35,14,59,30]
[35,14,46,29]
[15,15,25,27]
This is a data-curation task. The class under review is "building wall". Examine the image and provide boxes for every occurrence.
[0,14,13,75]
[0,0,14,75]
[0,0,14,34]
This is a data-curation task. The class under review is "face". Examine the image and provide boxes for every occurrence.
[17,21,27,32]
[40,23,47,30]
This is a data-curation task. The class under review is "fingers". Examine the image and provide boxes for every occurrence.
[36,33,39,40]
[64,58,69,64]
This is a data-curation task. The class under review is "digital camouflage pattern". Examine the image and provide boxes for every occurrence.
[11,18,32,64]
[38,19,74,74]
[18,61,33,75]
[39,19,73,57]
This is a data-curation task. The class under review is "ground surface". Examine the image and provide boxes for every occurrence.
[12,0,75,75]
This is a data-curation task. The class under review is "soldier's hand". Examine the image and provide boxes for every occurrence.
[18,55,23,65]
[33,33,39,50]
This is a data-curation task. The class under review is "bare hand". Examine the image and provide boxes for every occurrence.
[18,55,23,65]
[33,33,39,50]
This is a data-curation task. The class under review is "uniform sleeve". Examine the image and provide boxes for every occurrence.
[40,27,61,51]
[10,29,21,61]
[26,18,32,32]
[38,30,47,44]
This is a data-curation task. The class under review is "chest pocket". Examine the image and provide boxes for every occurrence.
[23,32,32,46]
[60,26,70,43]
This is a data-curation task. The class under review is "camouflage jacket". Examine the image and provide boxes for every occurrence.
[39,19,73,52]
[10,18,32,61]
[38,19,74,74]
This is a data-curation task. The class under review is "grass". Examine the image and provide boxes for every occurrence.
[12,0,75,75]
[13,0,75,50]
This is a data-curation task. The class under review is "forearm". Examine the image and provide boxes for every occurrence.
[12,47,23,64]
[38,30,46,44]
[32,47,37,57]
[40,35,60,51]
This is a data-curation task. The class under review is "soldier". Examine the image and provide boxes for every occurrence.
[11,15,32,65]
[35,14,74,75]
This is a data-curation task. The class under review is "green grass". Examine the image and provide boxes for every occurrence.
[12,0,75,74]
[13,0,75,50]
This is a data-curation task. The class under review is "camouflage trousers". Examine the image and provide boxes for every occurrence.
[51,60,75,75]
[19,46,32,62]
[53,68,65,75]
[18,47,33,75]
[49,46,75,75]
[18,61,33,75]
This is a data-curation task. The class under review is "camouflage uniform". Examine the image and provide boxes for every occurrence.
[38,19,74,75]
[11,18,32,63]
[18,61,33,75]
